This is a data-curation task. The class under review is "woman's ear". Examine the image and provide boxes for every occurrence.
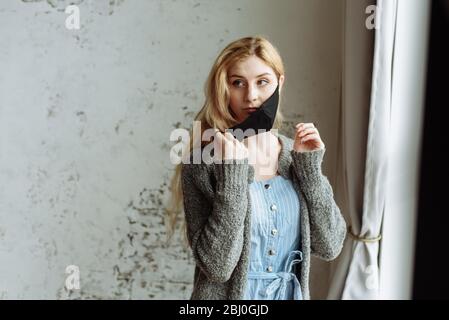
[279,75,285,92]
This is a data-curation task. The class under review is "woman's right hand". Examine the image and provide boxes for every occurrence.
[213,130,249,162]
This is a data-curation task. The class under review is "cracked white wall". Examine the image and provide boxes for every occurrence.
[0,0,343,299]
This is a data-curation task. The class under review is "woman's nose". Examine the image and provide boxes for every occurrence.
[245,85,258,102]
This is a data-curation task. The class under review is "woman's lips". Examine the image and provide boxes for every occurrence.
[246,108,258,113]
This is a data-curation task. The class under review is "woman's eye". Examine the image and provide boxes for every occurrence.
[232,80,245,87]
[231,79,269,87]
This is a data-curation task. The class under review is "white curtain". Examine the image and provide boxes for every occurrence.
[327,0,398,299]
[379,0,431,299]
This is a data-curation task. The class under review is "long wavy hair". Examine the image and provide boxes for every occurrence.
[164,36,286,248]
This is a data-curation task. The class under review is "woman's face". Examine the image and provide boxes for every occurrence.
[227,55,284,123]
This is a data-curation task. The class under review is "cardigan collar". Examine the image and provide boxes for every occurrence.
[247,132,293,184]
[277,133,294,180]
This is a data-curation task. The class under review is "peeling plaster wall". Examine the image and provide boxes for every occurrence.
[0,0,343,299]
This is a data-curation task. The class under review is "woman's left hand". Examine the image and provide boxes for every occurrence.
[293,122,325,152]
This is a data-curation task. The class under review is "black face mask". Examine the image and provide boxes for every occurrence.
[226,84,279,141]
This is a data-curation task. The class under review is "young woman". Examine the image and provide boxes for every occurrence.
[166,36,346,300]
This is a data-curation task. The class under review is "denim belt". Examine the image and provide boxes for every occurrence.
[247,250,303,300]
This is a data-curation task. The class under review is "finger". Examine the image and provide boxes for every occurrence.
[224,137,233,151]
[300,133,320,143]
[218,131,229,142]
[295,122,316,128]
[229,132,244,148]
[295,123,315,132]
[214,130,230,149]
[296,128,318,141]
[224,131,237,144]
[235,143,248,159]
[214,129,223,139]
[213,130,223,145]
[295,123,309,131]
[296,127,318,139]
[297,124,318,135]
[223,131,235,148]
[213,131,220,143]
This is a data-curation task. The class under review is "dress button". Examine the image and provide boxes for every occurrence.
[271,229,278,236]
[266,266,273,272]
[264,183,271,190]
[270,204,277,211]
[268,249,276,256]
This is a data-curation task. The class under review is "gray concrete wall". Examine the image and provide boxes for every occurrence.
[0,0,343,299]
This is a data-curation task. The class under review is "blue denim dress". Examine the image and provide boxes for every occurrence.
[243,175,303,300]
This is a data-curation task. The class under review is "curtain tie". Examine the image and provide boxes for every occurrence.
[348,226,382,243]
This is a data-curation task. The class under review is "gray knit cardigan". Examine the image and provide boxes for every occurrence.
[181,133,347,300]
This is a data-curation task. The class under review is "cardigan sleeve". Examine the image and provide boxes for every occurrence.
[181,158,250,283]
[290,148,347,261]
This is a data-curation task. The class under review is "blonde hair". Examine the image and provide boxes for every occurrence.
[164,35,286,248]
